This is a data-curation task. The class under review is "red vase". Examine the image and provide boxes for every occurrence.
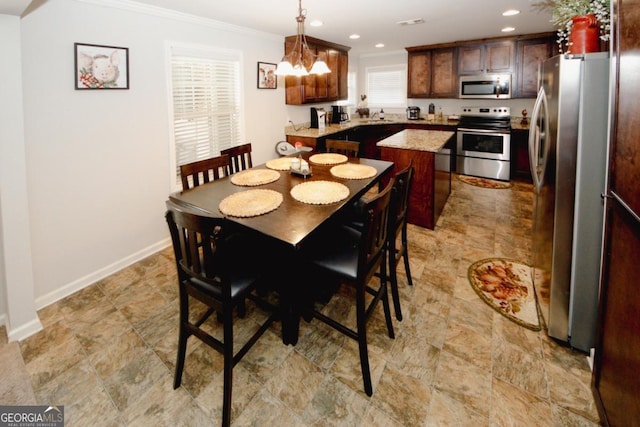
[569,14,600,53]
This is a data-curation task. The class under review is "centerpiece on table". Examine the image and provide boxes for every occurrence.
[534,0,610,54]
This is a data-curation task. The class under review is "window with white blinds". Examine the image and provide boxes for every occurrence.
[168,44,243,185]
[365,65,407,108]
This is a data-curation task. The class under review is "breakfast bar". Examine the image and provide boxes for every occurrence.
[377,129,454,229]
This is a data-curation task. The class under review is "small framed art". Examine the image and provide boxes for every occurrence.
[75,43,129,90]
[257,62,277,89]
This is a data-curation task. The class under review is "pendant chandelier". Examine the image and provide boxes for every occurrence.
[275,0,331,77]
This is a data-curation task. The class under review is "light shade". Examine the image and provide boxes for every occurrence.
[275,0,331,77]
[275,60,295,76]
[309,60,331,74]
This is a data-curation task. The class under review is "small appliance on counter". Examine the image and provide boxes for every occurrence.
[427,103,435,120]
[331,105,350,124]
[310,107,326,129]
[407,106,421,120]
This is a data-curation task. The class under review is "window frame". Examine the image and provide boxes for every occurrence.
[166,42,245,190]
[364,64,408,109]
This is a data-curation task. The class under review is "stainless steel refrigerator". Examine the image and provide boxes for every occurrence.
[528,53,610,352]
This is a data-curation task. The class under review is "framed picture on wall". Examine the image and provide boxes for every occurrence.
[257,62,277,89]
[74,43,129,90]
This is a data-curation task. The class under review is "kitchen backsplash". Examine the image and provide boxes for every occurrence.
[285,97,536,127]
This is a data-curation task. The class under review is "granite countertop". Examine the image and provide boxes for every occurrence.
[376,129,455,153]
[284,115,459,138]
[284,115,529,138]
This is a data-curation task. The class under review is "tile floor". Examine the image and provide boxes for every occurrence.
[0,176,601,426]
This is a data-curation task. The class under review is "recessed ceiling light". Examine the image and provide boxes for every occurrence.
[375,43,385,48]
[502,9,520,16]
[310,20,323,27]
[349,34,360,39]
[396,18,425,26]
[502,26,516,32]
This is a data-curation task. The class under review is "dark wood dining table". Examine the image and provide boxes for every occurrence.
[168,151,394,344]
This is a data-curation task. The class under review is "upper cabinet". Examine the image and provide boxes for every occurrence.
[407,32,556,99]
[284,36,350,105]
[407,47,457,98]
[514,36,558,98]
[458,41,514,75]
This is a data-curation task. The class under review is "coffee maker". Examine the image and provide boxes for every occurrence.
[331,105,349,124]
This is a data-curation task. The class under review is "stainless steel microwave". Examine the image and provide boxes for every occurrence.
[459,74,512,99]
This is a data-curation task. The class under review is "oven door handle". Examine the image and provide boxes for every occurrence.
[457,127,509,135]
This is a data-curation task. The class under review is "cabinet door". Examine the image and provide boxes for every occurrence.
[407,51,432,98]
[458,41,513,74]
[485,41,514,73]
[431,48,457,98]
[337,50,348,100]
[515,37,554,98]
[458,44,484,75]
[510,129,532,181]
[302,44,323,101]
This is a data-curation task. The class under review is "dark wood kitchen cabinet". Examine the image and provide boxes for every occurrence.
[510,128,532,181]
[407,32,556,99]
[284,35,350,105]
[514,35,557,98]
[458,40,514,75]
[592,2,640,425]
[407,47,457,98]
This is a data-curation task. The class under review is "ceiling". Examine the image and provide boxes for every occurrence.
[4,0,556,55]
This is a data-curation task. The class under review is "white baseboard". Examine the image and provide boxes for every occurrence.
[35,238,171,311]
[6,317,43,342]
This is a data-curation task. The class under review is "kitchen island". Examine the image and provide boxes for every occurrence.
[377,129,454,229]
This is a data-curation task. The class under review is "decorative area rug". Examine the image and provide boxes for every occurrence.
[457,174,512,189]
[468,258,541,331]
[218,189,283,217]
[309,153,348,165]
[290,180,349,205]
[230,169,280,186]
[330,164,377,180]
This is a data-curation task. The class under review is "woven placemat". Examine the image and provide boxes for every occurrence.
[230,169,280,186]
[266,157,294,171]
[219,189,283,217]
[290,180,350,205]
[330,163,377,180]
[309,153,348,165]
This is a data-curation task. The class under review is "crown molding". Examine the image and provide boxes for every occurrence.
[74,0,282,42]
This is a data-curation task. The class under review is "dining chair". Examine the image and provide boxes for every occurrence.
[180,154,230,189]
[165,201,278,427]
[344,162,414,321]
[221,143,253,174]
[301,179,395,396]
[386,162,415,321]
[325,139,360,157]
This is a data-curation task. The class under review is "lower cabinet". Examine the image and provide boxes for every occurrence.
[346,124,404,159]
[511,129,532,181]
[379,137,453,230]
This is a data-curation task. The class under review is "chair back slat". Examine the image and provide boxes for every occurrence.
[180,155,230,189]
[325,139,360,157]
[390,162,414,236]
[221,143,253,174]
[165,202,229,292]
[359,178,394,282]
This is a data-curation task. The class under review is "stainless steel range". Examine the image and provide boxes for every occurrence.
[456,106,511,181]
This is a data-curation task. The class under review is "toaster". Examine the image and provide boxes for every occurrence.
[407,106,421,120]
